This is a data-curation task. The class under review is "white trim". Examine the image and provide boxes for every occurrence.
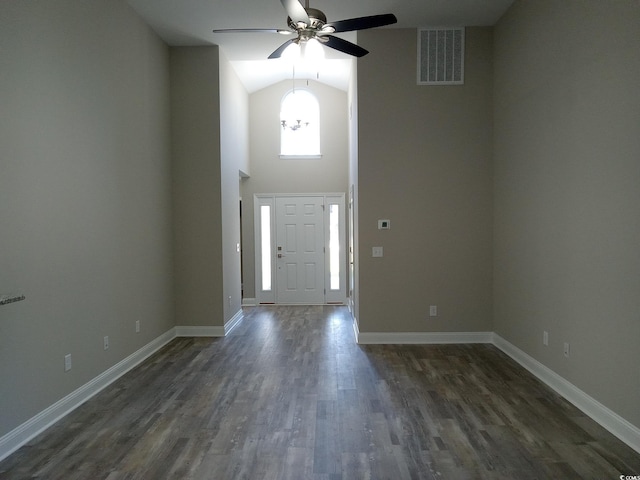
[224,309,244,335]
[356,331,493,345]
[2,324,638,462]
[175,325,225,337]
[279,155,322,160]
[352,315,360,342]
[0,328,176,462]
[255,193,348,305]
[353,327,640,454]
[175,311,243,337]
[492,334,640,454]
[0,312,247,463]
[242,297,257,306]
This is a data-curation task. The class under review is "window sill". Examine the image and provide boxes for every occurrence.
[279,154,323,160]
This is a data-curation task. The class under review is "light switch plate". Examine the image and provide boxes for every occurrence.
[64,354,72,372]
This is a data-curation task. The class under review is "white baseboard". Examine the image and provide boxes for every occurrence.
[3,320,638,463]
[242,298,257,306]
[492,334,640,454]
[0,328,176,462]
[174,310,245,337]
[353,321,640,454]
[352,315,360,343]
[224,309,244,335]
[0,313,249,463]
[174,325,225,337]
[356,330,493,344]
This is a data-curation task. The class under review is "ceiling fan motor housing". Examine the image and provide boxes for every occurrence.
[213,0,397,59]
[288,7,334,41]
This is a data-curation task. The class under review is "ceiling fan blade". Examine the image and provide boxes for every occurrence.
[280,0,310,26]
[324,13,397,33]
[212,28,292,34]
[268,39,296,59]
[323,35,369,57]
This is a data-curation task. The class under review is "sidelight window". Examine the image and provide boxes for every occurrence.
[260,205,272,291]
[329,204,340,290]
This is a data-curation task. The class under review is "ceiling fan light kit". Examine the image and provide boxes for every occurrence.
[212,0,397,59]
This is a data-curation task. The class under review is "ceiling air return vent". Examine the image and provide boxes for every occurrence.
[417,27,465,85]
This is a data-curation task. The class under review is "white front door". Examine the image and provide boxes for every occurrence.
[275,196,325,304]
[254,194,346,305]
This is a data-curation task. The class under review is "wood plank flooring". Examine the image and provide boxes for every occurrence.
[1,305,639,479]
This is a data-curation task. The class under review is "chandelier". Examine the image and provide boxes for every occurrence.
[280,82,313,132]
[281,119,309,131]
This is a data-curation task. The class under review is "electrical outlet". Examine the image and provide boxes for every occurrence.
[563,342,570,358]
[429,305,437,317]
[64,354,72,372]
[543,331,549,346]
[104,336,109,351]
[135,320,140,333]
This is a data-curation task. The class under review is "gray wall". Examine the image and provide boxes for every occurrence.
[0,1,173,436]
[219,51,249,320]
[3,0,638,450]
[170,47,224,327]
[241,80,349,300]
[171,47,248,327]
[493,0,640,428]
[347,59,360,319]
[356,28,494,333]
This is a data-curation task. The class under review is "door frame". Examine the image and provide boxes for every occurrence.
[254,193,346,305]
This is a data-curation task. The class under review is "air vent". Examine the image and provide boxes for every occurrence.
[417,27,465,85]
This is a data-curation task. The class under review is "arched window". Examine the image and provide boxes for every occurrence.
[280,89,320,157]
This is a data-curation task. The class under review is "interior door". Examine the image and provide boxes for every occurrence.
[275,196,325,304]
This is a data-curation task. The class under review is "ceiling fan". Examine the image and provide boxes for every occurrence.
[212,0,397,59]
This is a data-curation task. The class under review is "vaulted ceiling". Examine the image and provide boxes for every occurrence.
[128,0,513,92]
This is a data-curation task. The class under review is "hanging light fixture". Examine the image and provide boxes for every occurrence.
[281,119,309,131]
[280,89,311,131]
[278,27,324,133]
[279,65,312,132]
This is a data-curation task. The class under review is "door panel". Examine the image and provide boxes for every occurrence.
[276,196,325,304]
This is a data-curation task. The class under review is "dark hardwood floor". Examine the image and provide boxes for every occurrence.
[1,305,639,479]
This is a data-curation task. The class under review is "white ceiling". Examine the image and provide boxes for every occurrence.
[127,0,514,93]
